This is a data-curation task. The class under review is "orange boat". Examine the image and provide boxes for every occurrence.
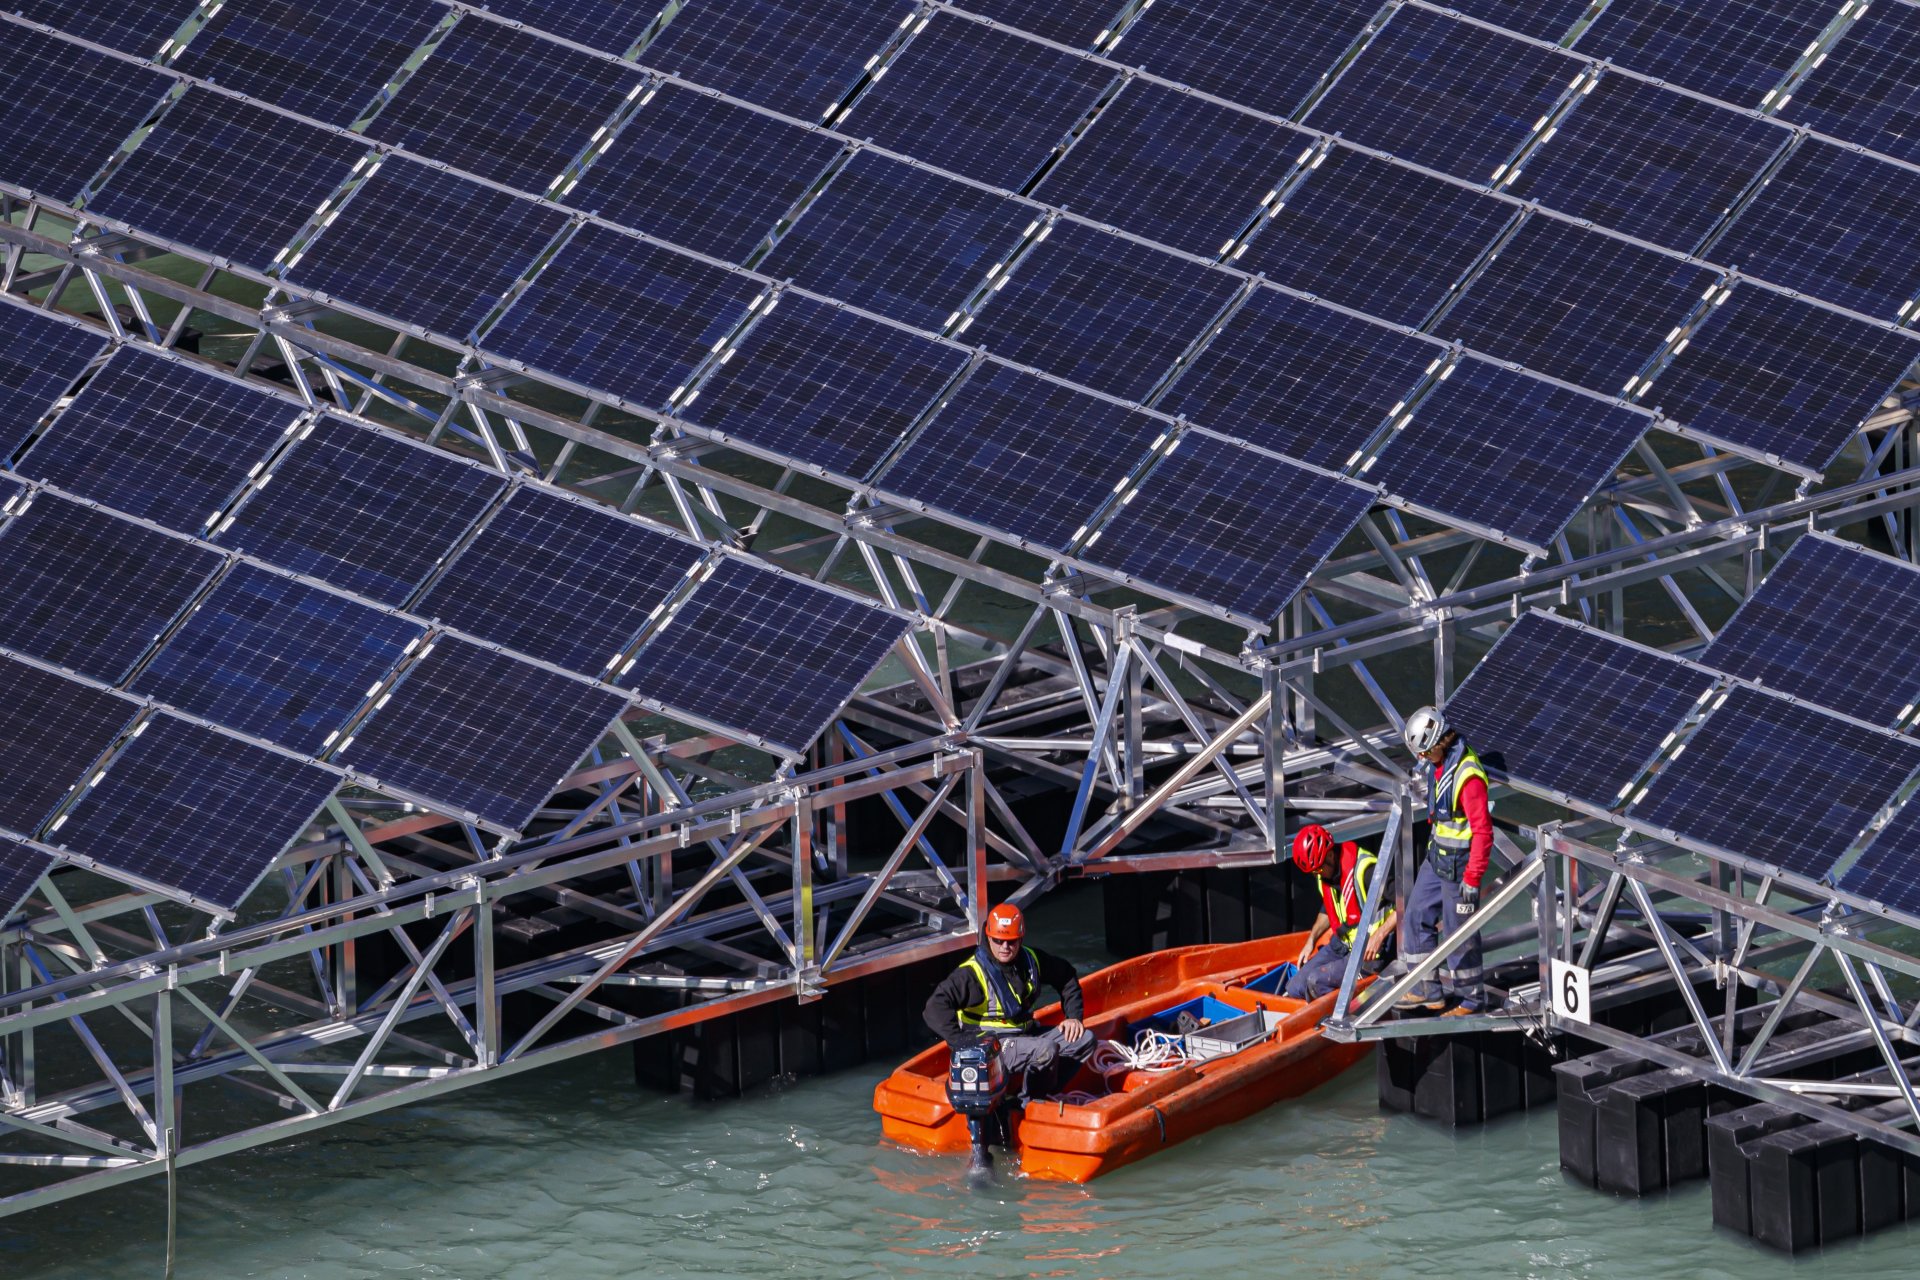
[872,932,1374,1182]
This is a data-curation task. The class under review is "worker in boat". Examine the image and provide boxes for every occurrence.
[1399,705,1492,1016]
[924,903,1096,1098]
[1283,823,1396,1002]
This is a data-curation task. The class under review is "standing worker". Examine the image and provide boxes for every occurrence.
[1400,706,1492,1015]
[1284,824,1396,1002]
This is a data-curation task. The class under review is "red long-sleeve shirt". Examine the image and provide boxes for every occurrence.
[1433,764,1494,889]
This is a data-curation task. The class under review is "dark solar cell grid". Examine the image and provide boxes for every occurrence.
[957,0,1122,48]
[476,0,653,54]
[0,656,139,835]
[419,485,705,674]
[839,14,1116,189]
[1242,148,1517,327]
[1156,286,1437,469]
[878,363,1161,551]
[962,220,1240,401]
[216,415,506,606]
[0,836,54,924]
[0,27,175,202]
[1305,6,1577,183]
[618,557,907,752]
[21,348,298,533]
[367,18,643,193]
[1106,0,1380,119]
[171,0,445,126]
[1839,800,1920,912]
[1509,74,1786,253]
[1364,358,1647,550]
[1444,611,1716,810]
[641,0,913,121]
[0,498,220,683]
[682,293,967,480]
[1440,0,1592,43]
[485,223,760,408]
[567,83,842,262]
[54,713,339,910]
[338,637,629,829]
[1576,0,1838,108]
[0,301,107,459]
[758,152,1031,332]
[1080,433,1373,621]
[1700,535,1920,728]
[133,564,423,755]
[1785,4,1920,166]
[1437,216,1718,393]
[1629,685,1920,880]
[1642,285,1920,474]
[1032,81,1299,258]
[12,0,194,56]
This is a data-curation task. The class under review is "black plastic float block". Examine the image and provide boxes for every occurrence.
[1377,1034,1427,1114]
[1594,1068,1709,1195]
[1707,1103,1802,1236]
[1750,1123,1860,1253]
[733,1002,782,1094]
[778,997,823,1077]
[1413,1034,1484,1126]
[1554,1049,1660,1187]
[1245,864,1295,939]
[1858,1138,1903,1235]
[1205,867,1251,943]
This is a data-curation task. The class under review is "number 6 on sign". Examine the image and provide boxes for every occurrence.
[1550,958,1591,1025]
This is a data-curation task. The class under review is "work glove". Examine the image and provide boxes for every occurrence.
[1455,883,1479,917]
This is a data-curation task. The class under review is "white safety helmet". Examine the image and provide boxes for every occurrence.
[1404,705,1448,756]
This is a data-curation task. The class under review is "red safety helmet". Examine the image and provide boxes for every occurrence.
[1291,824,1334,876]
[984,903,1025,942]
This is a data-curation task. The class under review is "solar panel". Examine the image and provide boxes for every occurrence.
[1437,216,1718,394]
[0,497,220,683]
[1507,74,1787,254]
[876,363,1161,552]
[1363,358,1647,551]
[1444,610,1717,810]
[1079,433,1373,621]
[485,223,760,408]
[12,0,194,56]
[565,82,843,262]
[0,26,175,202]
[837,14,1116,189]
[0,836,54,924]
[1239,148,1518,328]
[285,159,570,340]
[1628,685,1920,880]
[215,416,507,607]
[618,557,907,753]
[957,0,1122,48]
[1640,285,1920,474]
[640,0,914,122]
[132,563,424,755]
[1709,140,1920,321]
[170,0,445,127]
[1700,535,1920,728]
[1784,4,1920,166]
[0,300,107,459]
[1303,7,1576,183]
[1439,1,1592,43]
[21,348,299,533]
[1839,800,1920,913]
[0,654,140,834]
[962,221,1240,401]
[1031,80,1301,258]
[1104,0,1380,119]
[337,637,629,829]
[367,19,644,194]
[418,485,705,674]
[52,713,338,911]
[680,293,968,480]
[1575,0,1838,109]
[476,0,654,54]
[757,151,1031,332]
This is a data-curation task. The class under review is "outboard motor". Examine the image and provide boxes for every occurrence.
[946,1041,1008,1184]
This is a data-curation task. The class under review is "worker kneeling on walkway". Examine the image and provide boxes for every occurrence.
[1284,824,1395,1002]
[925,904,1096,1092]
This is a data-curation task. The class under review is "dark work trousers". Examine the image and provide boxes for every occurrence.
[1284,937,1351,1000]
[1405,857,1484,1009]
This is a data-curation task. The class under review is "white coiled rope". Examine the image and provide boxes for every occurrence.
[1091,1029,1192,1078]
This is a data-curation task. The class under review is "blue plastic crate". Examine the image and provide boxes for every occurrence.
[1244,962,1298,996]
[1137,994,1245,1035]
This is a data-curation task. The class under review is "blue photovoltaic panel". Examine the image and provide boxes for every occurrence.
[485,224,760,408]
[567,83,842,262]
[0,655,140,835]
[1839,801,1920,913]
[54,714,338,910]
[477,0,653,54]
[618,558,908,753]
[1640,286,1920,474]
[1032,81,1299,258]
[338,638,629,829]
[0,836,54,923]
[1700,535,1920,728]
[286,160,570,339]
[758,152,1031,332]
[171,0,445,127]
[0,301,107,459]
[958,0,1121,47]
[1709,141,1920,321]
[1365,359,1647,551]
[0,27,174,202]
[1080,433,1373,621]
[418,486,705,674]
[682,293,968,480]
[1445,611,1717,811]
[216,416,506,606]
[1441,1,1591,42]
[1241,149,1518,328]
[963,221,1240,401]
[1304,7,1576,183]
[1509,74,1787,254]
[367,20,643,194]
[0,498,220,683]
[1105,0,1380,119]
[878,364,1161,551]
[1629,685,1920,880]
[840,14,1116,189]
[1785,5,1920,166]
[641,0,913,122]
[1438,217,1718,394]
[133,564,423,755]
[1576,0,1838,109]
[1157,286,1437,469]
[20,348,299,533]
[12,0,193,56]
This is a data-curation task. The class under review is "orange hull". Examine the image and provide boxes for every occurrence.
[872,932,1373,1181]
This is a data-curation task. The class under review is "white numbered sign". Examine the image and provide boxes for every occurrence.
[1550,958,1591,1026]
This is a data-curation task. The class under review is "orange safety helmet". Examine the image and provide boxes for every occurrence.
[1291,824,1334,876]
[984,903,1025,941]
